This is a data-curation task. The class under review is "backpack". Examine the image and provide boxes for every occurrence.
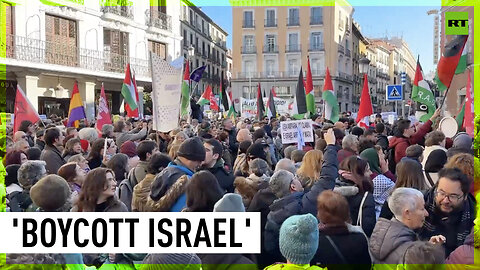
[116,168,135,211]
[386,147,396,174]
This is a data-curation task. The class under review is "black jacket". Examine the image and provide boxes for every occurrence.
[333,179,376,237]
[226,128,238,159]
[34,140,45,151]
[205,159,235,193]
[376,134,389,151]
[263,145,338,265]
[311,224,372,270]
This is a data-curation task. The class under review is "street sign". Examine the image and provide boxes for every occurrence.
[401,72,407,84]
[386,85,403,101]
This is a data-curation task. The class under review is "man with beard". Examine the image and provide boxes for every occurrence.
[201,139,234,193]
[420,168,476,256]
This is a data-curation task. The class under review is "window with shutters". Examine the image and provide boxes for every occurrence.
[103,28,129,73]
[149,40,167,60]
[45,14,78,66]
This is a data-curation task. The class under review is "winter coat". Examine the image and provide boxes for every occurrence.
[148,159,194,212]
[369,218,419,265]
[311,224,371,270]
[337,148,356,164]
[233,153,247,175]
[445,229,477,265]
[129,161,149,188]
[40,145,66,174]
[226,128,238,160]
[420,187,476,256]
[376,134,389,151]
[198,253,257,270]
[263,145,338,265]
[235,174,268,208]
[88,156,103,170]
[35,139,45,151]
[131,174,155,212]
[72,198,128,212]
[388,120,433,164]
[115,128,147,148]
[333,179,376,237]
[206,159,235,193]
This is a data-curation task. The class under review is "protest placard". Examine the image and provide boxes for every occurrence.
[280,119,314,145]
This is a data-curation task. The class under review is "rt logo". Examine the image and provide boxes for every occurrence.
[445,12,469,35]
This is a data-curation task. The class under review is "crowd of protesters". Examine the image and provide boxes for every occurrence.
[0,108,478,270]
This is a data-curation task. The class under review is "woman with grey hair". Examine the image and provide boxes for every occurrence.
[369,187,446,264]
[338,134,359,163]
[8,160,47,212]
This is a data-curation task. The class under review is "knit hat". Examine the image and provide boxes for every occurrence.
[177,137,206,162]
[246,143,267,161]
[121,141,137,158]
[30,175,71,211]
[453,132,472,149]
[80,139,89,152]
[425,149,447,173]
[279,214,319,264]
[18,160,47,190]
[142,253,201,270]
[214,193,245,212]
[5,164,20,186]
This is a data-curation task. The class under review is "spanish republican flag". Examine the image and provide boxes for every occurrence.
[67,81,86,128]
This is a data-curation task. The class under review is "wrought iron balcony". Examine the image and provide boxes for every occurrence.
[310,16,323,25]
[264,18,277,27]
[146,10,172,31]
[309,43,325,52]
[242,20,255,28]
[285,44,301,52]
[263,45,279,53]
[241,46,256,54]
[287,17,300,26]
[1,34,150,78]
[101,5,133,19]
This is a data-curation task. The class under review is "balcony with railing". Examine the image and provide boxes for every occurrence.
[264,18,277,27]
[310,16,323,25]
[101,5,134,19]
[309,43,325,52]
[338,44,345,53]
[146,10,172,32]
[345,48,351,57]
[241,46,256,54]
[242,20,255,28]
[2,34,150,78]
[263,45,279,53]
[285,44,301,53]
[287,17,300,26]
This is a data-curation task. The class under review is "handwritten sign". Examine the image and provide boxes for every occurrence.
[280,120,314,145]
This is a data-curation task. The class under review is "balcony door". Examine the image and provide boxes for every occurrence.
[149,40,167,60]
[104,28,129,73]
[45,14,78,66]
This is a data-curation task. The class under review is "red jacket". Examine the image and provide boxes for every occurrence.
[389,120,433,164]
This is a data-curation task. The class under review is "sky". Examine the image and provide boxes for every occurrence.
[193,3,440,73]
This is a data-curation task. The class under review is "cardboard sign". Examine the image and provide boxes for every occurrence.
[280,120,314,145]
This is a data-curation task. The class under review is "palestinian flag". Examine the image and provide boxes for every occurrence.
[226,86,236,118]
[322,67,339,123]
[197,85,214,106]
[305,56,316,115]
[220,78,229,112]
[121,63,138,111]
[292,67,307,118]
[456,101,465,130]
[256,83,265,121]
[455,35,469,74]
[356,74,373,128]
[434,35,468,91]
[267,87,277,119]
[412,57,436,122]
[180,60,190,117]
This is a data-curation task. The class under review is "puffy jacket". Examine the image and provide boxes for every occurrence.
[263,145,338,265]
[388,120,433,164]
[333,181,376,237]
[369,218,418,265]
[131,174,155,212]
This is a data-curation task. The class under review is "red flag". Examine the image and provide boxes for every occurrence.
[14,85,41,132]
[125,66,140,118]
[464,69,473,136]
[209,86,219,111]
[356,74,373,128]
[96,83,112,134]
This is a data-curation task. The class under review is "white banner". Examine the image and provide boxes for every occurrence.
[150,54,184,132]
[280,120,314,145]
[240,97,293,118]
[0,212,261,254]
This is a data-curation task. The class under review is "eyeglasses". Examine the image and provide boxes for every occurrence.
[434,188,464,202]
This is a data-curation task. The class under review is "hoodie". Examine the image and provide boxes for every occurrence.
[389,120,433,164]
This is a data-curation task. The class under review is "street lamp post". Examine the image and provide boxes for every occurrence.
[359,56,371,109]
[187,45,195,96]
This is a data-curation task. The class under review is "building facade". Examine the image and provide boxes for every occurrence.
[180,0,228,97]
[1,0,182,119]
[230,4,354,113]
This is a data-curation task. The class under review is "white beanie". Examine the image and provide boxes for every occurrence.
[213,193,245,212]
